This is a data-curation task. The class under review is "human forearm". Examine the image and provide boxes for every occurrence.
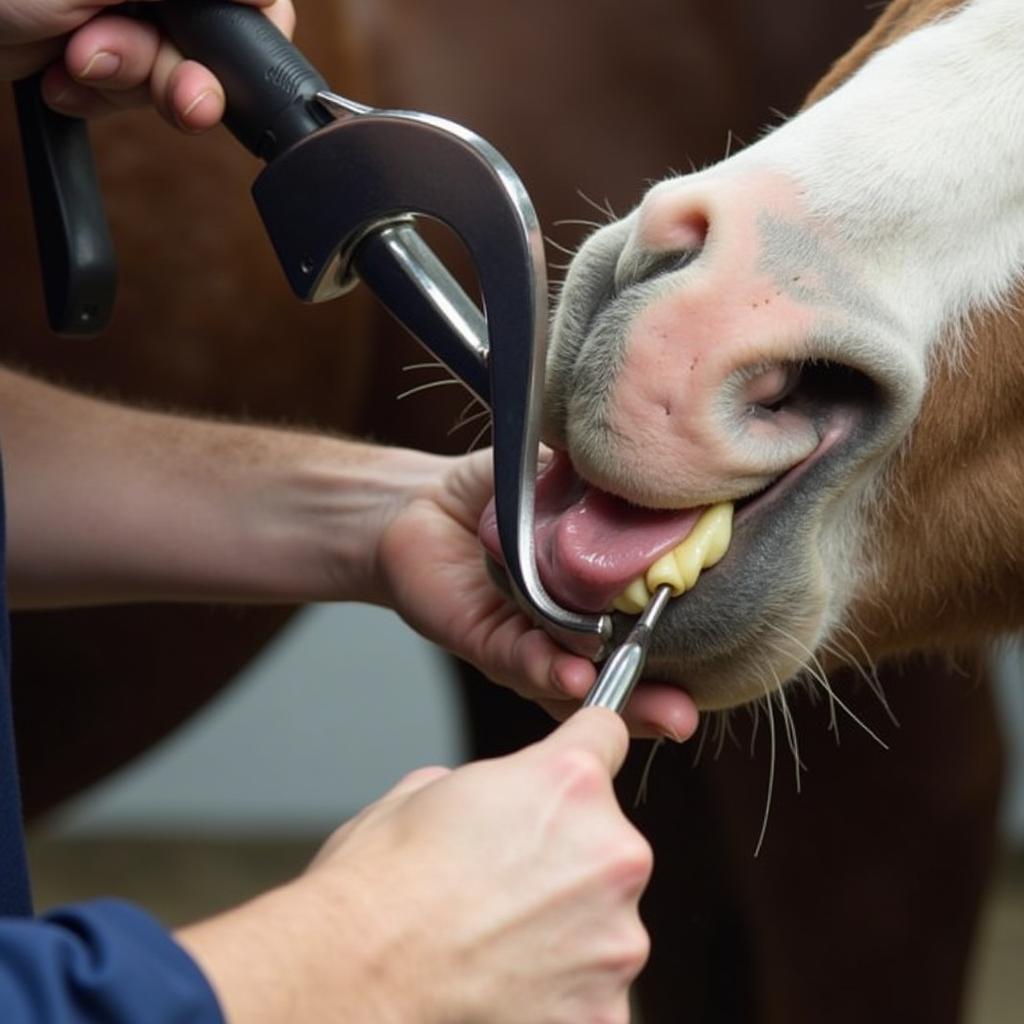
[0,367,446,609]
[176,877,423,1024]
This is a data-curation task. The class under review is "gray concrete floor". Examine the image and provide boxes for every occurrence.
[24,836,1024,1022]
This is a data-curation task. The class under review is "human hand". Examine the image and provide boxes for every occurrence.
[180,709,652,1024]
[0,0,294,131]
[376,447,699,741]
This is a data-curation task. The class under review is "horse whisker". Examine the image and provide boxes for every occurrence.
[764,625,889,749]
[814,674,889,750]
[552,217,605,231]
[771,668,806,793]
[402,361,446,372]
[447,408,491,436]
[457,396,485,419]
[396,378,465,401]
[754,672,777,859]
[763,636,840,739]
[544,237,577,259]
[748,697,762,758]
[714,709,739,759]
[634,739,665,808]
[768,629,890,751]
[831,625,900,728]
[467,419,492,452]
[692,713,712,768]
[576,188,619,223]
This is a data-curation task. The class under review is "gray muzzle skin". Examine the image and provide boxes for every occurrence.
[14,1,612,661]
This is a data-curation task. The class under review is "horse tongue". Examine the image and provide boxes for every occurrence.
[478,452,703,613]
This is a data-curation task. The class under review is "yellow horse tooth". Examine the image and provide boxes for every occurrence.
[673,538,704,589]
[644,502,735,596]
[610,502,734,614]
[699,503,733,568]
[611,577,650,614]
[646,549,686,596]
[624,576,651,610]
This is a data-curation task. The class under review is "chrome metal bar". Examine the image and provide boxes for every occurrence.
[583,585,672,713]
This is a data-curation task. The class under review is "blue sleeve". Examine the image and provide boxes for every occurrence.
[0,899,224,1023]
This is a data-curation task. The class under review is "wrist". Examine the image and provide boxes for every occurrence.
[286,439,451,606]
[0,360,457,608]
[175,885,305,1024]
[295,868,441,1024]
[177,874,432,1024]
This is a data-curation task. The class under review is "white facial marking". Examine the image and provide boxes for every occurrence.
[728,0,1024,355]
[543,0,1024,705]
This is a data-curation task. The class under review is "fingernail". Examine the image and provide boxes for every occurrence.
[549,665,571,696]
[180,89,216,123]
[47,86,71,108]
[658,724,684,743]
[46,82,84,112]
[77,51,121,81]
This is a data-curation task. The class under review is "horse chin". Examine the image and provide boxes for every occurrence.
[638,547,833,711]
[611,483,836,709]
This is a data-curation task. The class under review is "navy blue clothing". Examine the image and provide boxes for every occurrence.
[0,901,223,1023]
[0,461,224,1022]
[0,456,30,920]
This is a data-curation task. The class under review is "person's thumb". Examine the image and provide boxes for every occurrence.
[540,707,630,778]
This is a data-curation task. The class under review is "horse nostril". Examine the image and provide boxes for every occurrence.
[667,208,709,254]
[640,248,702,287]
[744,360,882,425]
[637,198,710,258]
[743,363,803,411]
[606,203,709,309]
[614,246,703,299]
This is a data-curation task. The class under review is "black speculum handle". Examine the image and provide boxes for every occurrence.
[13,1,331,337]
[13,73,116,337]
[156,1,331,161]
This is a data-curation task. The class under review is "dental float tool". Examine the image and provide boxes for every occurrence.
[583,585,673,713]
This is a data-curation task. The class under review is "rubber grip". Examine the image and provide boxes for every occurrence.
[156,1,330,161]
[12,74,116,336]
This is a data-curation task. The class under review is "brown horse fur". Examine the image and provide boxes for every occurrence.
[799,0,1024,658]
[854,299,1024,656]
